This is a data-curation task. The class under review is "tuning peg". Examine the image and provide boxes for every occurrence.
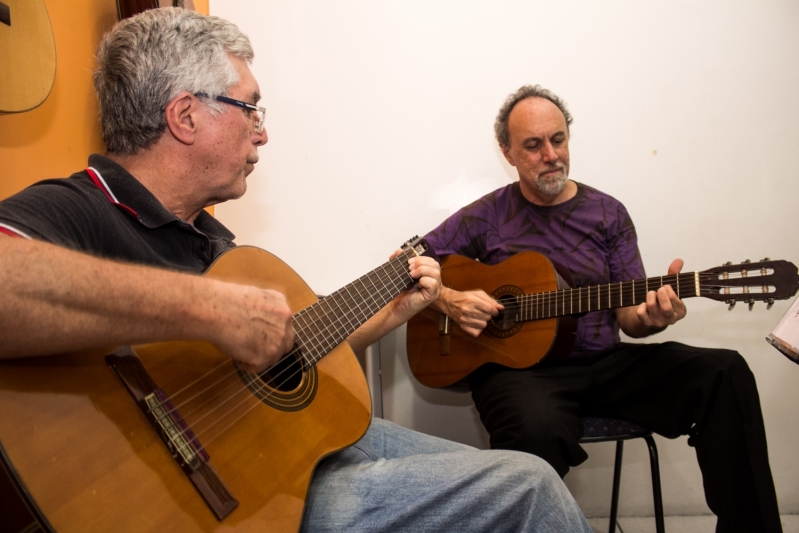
[748,299,755,311]
[743,259,751,265]
[767,298,775,310]
[727,299,736,311]
[724,261,732,266]
[761,257,770,262]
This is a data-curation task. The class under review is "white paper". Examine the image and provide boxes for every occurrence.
[766,296,799,361]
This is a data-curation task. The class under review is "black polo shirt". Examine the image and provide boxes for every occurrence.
[0,154,236,273]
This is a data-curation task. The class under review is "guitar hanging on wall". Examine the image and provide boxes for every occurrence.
[406,252,799,389]
[0,0,56,114]
[116,0,196,20]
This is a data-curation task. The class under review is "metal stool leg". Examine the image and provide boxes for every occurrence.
[644,435,665,533]
[608,440,624,533]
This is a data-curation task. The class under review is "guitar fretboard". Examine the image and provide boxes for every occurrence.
[292,246,420,365]
[514,272,700,321]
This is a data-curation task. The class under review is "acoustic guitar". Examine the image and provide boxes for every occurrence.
[0,0,56,114]
[0,238,434,532]
[406,252,799,389]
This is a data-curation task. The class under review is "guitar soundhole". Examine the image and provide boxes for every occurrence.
[260,352,304,391]
[237,350,318,412]
[493,294,519,330]
[487,286,525,339]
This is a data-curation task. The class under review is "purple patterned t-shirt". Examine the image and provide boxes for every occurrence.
[424,181,645,357]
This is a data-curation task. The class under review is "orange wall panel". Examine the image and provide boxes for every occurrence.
[0,0,211,208]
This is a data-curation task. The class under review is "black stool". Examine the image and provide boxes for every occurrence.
[580,417,665,533]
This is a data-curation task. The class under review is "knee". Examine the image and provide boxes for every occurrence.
[491,408,575,456]
[492,451,588,526]
[703,348,756,386]
[491,450,565,493]
[666,342,753,379]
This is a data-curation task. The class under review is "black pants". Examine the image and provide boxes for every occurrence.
[468,342,781,533]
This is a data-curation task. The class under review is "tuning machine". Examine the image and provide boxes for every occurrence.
[760,258,773,309]
[724,261,734,310]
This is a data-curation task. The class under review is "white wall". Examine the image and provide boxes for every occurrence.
[212,0,799,519]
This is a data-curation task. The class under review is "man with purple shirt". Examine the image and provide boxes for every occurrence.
[424,85,781,532]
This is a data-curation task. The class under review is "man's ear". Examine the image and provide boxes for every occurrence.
[164,92,199,145]
[500,143,516,167]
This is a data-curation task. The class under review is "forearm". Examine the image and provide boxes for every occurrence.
[0,238,243,357]
[346,300,403,355]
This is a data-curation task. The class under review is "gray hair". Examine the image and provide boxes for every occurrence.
[94,7,254,155]
[494,85,573,148]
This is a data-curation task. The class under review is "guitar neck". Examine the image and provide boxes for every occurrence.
[516,272,700,321]
[292,247,420,365]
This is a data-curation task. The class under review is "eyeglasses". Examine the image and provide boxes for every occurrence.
[195,93,266,133]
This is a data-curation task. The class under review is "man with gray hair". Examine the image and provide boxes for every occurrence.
[0,10,591,533]
[424,84,782,532]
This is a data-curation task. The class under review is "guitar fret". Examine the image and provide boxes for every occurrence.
[295,246,419,362]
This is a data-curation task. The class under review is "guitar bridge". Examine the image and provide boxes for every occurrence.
[107,347,238,521]
[439,314,451,355]
[144,389,209,468]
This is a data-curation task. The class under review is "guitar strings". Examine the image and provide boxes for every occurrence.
[497,272,778,314]
[149,249,416,449]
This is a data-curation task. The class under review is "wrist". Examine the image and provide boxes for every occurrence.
[432,286,453,314]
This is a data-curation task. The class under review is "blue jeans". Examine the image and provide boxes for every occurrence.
[301,418,590,532]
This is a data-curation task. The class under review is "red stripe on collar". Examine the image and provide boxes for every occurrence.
[85,167,139,219]
[0,224,29,238]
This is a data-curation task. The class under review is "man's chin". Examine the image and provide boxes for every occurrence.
[535,175,567,196]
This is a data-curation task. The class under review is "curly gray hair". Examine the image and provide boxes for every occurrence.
[494,85,573,148]
[94,8,254,155]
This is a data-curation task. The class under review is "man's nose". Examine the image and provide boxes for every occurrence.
[541,140,558,162]
[254,127,268,146]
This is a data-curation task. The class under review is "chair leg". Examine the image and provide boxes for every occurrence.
[608,440,624,533]
[644,435,665,533]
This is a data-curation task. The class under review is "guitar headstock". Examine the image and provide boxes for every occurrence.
[700,258,799,310]
[400,236,440,262]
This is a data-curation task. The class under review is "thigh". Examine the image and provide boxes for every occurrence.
[328,417,474,466]
[302,441,590,533]
[586,342,752,438]
[468,365,590,475]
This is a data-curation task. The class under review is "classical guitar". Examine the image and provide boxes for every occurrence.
[0,0,56,114]
[406,252,799,389]
[0,238,434,532]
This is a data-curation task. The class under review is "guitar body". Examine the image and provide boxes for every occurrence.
[407,252,577,389]
[0,247,371,532]
[0,0,56,114]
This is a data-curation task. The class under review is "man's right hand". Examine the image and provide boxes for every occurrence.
[212,285,295,374]
[432,286,504,337]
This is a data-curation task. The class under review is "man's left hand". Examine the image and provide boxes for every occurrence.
[394,255,442,316]
[636,258,687,330]
[617,258,687,338]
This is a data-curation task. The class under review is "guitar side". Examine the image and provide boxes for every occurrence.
[0,246,371,532]
[407,253,576,389]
